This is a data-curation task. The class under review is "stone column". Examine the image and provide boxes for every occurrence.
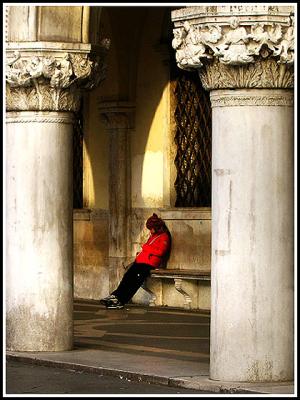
[98,102,135,292]
[5,41,109,351]
[171,5,294,382]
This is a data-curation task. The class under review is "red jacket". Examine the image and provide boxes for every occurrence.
[135,232,170,268]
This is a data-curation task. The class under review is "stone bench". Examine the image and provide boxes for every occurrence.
[142,268,211,309]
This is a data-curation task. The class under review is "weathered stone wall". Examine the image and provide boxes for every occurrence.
[73,206,212,309]
[73,209,109,300]
[6,6,98,44]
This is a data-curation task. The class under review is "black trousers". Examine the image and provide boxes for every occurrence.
[111,262,152,305]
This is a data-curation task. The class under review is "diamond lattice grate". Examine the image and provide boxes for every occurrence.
[173,69,212,207]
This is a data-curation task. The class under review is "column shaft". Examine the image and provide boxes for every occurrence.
[210,89,294,381]
[6,111,74,351]
[171,5,294,382]
[5,12,110,352]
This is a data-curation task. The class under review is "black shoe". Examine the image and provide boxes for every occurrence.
[106,298,124,309]
[100,294,117,305]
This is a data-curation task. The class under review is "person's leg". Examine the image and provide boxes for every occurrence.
[110,263,138,299]
[100,263,136,305]
[109,263,152,305]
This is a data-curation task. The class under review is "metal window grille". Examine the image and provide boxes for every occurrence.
[172,67,212,207]
[73,108,84,209]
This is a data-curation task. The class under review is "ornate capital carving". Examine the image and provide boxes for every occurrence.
[6,40,110,112]
[98,101,135,130]
[171,5,294,89]
[199,58,294,90]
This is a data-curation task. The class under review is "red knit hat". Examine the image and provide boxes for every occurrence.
[146,213,165,230]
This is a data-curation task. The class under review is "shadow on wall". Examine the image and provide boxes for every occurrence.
[132,7,174,208]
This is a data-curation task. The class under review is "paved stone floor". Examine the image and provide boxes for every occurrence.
[74,299,211,364]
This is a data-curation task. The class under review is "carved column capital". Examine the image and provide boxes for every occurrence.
[6,40,110,112]
[171,5,294,90]
[98,101,135,130]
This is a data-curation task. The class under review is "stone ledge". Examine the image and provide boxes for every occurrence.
[159,208,211,220]
[73,208,109,221]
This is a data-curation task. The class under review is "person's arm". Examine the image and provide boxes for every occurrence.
[142,235,170,258]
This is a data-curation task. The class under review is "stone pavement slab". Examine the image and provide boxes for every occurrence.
[6,299,295,395]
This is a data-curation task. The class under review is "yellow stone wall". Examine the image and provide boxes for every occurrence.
[82,8,119,209]
[132,11,170,208]
[83,7,170,210]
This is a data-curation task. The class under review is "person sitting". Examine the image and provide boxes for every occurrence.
[100,213,171,309]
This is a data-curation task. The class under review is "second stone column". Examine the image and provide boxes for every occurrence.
[171,5,294,382]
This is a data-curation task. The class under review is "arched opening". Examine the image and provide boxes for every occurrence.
[74,5,212,311]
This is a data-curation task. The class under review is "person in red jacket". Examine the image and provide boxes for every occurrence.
[100,213,171,309]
